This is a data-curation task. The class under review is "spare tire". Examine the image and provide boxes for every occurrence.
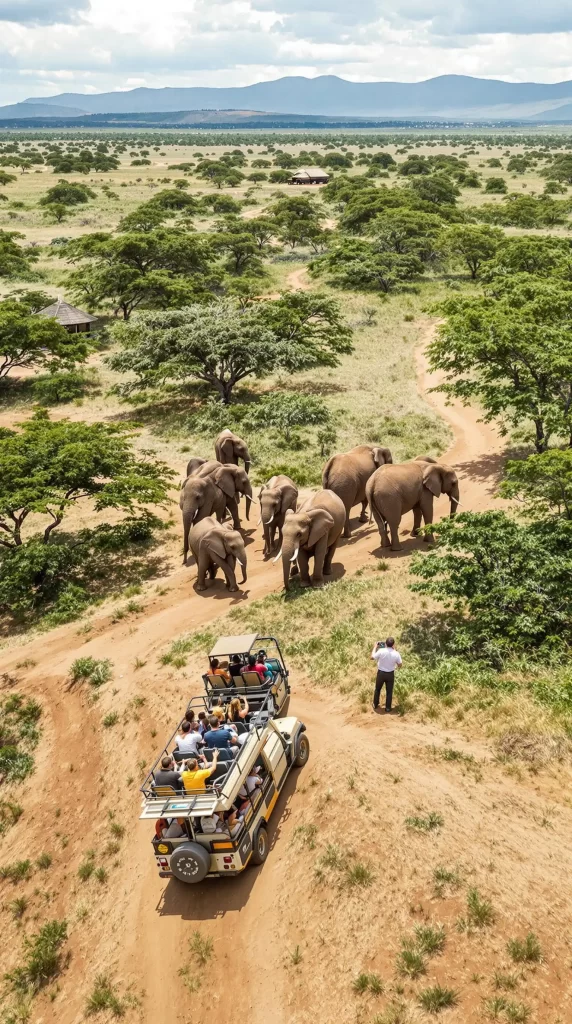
[169,842,210,884]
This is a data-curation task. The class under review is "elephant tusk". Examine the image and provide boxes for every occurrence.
[248,496,259,505]
[273,548,283,564]
[238,558,247,568]
[290,546,299,563]
[256,516,262,526]
[450,497,463,507]
[265,514,274,525]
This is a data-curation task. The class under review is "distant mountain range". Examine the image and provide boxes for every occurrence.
[3,75,572,122]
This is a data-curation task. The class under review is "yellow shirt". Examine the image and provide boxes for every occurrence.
[181,768,211,792]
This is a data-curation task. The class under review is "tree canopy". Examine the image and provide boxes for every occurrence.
[0,411,173,546]
[0,296,88,381]
[110,293,352,404]
[0,230,40,280]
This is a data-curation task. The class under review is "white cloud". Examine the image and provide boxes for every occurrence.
[1,0,572,106]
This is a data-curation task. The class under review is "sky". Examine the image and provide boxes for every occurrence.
[2,0,572,105]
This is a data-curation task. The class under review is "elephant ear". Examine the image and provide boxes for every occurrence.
[422,463,443,498]
[372,446,392,466]
[279,485,298,516]
[307,508,334,549]
[220,436,235,463]
[212,466,236,498]
[204,530,227,562]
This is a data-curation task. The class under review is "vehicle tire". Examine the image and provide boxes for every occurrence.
[251,825,268,866]
[169,842,210,884]
[293,732,310,767]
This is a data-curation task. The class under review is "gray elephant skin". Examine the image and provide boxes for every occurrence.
[366,460,460,551]
[322,444,392,538]
[180,474,226,564]
[215,430,252,516]
[277,489,345,590]
[259,474,298,556]
[195,461,253,530]
[188,516,247,592]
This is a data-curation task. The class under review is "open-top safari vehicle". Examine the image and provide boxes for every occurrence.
[140,714,309,883]
[202,633,290,719]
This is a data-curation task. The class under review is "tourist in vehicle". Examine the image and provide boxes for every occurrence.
[199,811,224,834]
[238,765,263,800]
[210,704,226,723]
[197,711,209,736]
[155,818,169,839]
[175,719,204,756]
[242,654,270,682]
[223,808,242,838]
[184,709,195,726]
[153,755,183,793]
[209,657,231,684]
[227,696,249,723]
[204,715,239,751]
[181,749,220,791]
[228,654,243,681]
[164,817,186,838]
[257,650,276,678]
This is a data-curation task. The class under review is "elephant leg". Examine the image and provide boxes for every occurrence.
[411,504,423,536]
[343,510,351,539]
[323,538,339,576]
[420,495,435,543]
[359,499,368,523]
[311,535,329,585]
[262,525,271,557]
[213,554,239,592]
[226,497,241,530]
[388,518,402,551]
[371,506,390,548]
[297,548,312,587]
[196,551,211,591]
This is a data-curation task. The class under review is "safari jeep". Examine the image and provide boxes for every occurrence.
[140,716,309,883]
[202,633,290,719]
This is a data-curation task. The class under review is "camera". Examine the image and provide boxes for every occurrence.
[376,640,385,649]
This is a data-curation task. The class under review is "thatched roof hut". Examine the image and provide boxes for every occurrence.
[289,167,330,185]
[36,300,98,334]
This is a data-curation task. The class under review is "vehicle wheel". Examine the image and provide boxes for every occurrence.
[294,732,310,767]
[169,842,210,884]
[251,825,268,866]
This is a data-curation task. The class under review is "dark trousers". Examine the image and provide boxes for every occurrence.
[374,670,394,711]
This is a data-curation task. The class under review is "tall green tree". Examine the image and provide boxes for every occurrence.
[439,224,503,279]
[500,449,572,520]
[0,411,173,546]
[0,297,87,382]
[110,294,352,404]
[429,277,572,451]
[0,230,40,280]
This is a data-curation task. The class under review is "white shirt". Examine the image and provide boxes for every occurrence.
[164,820,184,838]
[177,732,203,755]
[371,645,402,672]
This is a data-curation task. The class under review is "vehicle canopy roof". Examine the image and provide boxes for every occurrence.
[208,634,260,659]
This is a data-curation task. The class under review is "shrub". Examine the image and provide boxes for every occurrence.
[85,974,125,1017]
[457,888,495,930]
[0,692,42,783]
[417,985,458,1013]
[507,933,542,964]
[5,919,68,994]
[0,859,32,882]
[102,712,119,728]
[69,657,112,688]
[484,177,508,193]
[32,369,99,406]
[36,853,52,870]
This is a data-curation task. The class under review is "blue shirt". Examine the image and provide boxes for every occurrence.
[204,727,234,749]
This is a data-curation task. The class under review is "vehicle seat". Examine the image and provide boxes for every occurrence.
[204,673,231,692]
[152,785,178,797]
[241,671,263,687]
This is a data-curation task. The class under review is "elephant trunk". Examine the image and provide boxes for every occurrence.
[244,459,251,475]
[239,560,247,584]
[182,510,193,564]
[449,483,460,518]
[243,480,253,521]
[280,538,298,591]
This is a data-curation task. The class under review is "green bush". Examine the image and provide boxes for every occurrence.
[6,919,68,993]
[69,657,112,688]
[32,369,99,405]
[0,693,42,782]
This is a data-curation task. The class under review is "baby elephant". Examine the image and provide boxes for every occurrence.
[188,516,247,592]
[366,460,460,551]
[258,474,298,556]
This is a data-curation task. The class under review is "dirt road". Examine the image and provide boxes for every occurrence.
[5,317,560,1024]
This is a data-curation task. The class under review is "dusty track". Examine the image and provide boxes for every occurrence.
[2,309,540,1024]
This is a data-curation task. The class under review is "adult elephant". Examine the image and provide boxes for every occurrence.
[188,516,247,592]
[275,489,345,591]
[180,475,226,565]
[196,461,253,530]
[214,431,252,518]
[185,456,207,477]
[366,460,460,551]
[258,474,298,557]
[322,444,393,538]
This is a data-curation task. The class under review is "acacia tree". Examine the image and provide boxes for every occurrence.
[0,411,173,546]
[111,294,352,405]
[0,297,88,381]
[500,449,572,520]
[429,277,572,451]
[0,229,40,280]
[439,224,504,279]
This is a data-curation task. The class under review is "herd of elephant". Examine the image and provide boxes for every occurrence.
[180,429,461,594]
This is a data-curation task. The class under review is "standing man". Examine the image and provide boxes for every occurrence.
[371,637,402,713]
